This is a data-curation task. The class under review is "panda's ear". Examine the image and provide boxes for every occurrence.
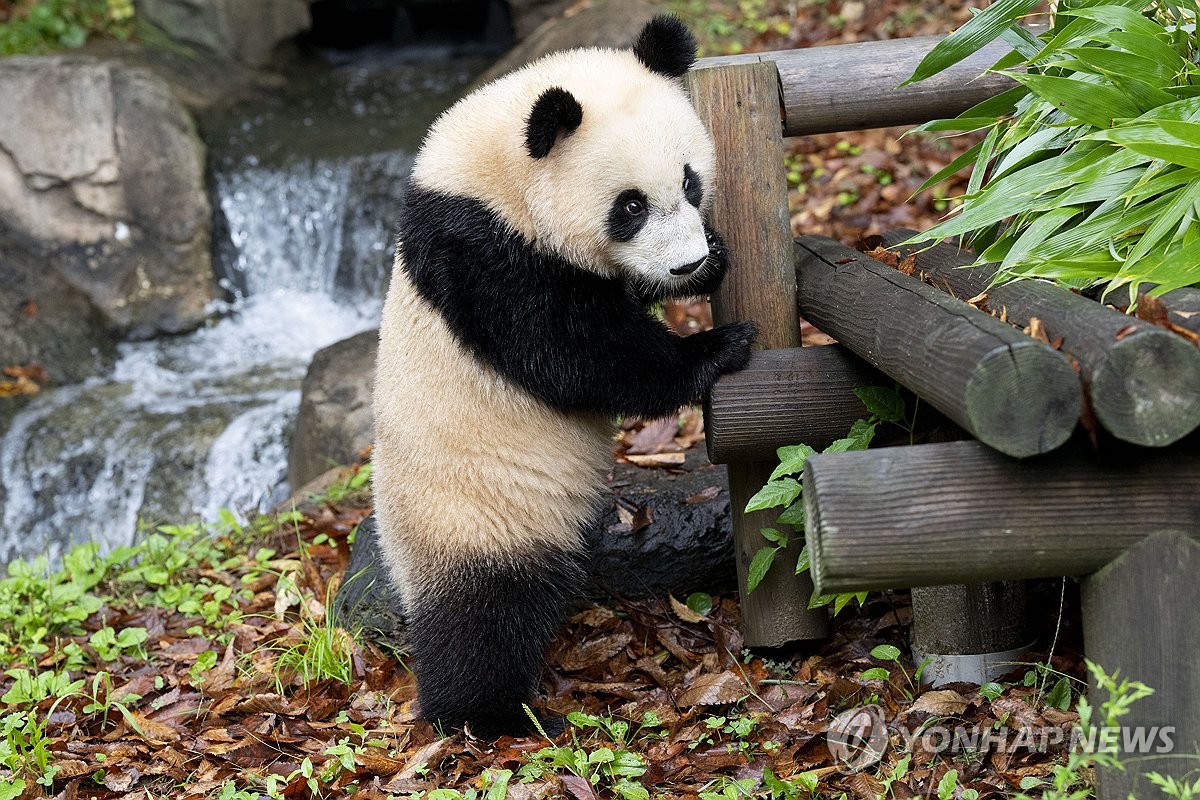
[633,15,697,78]
[525,87,583,159]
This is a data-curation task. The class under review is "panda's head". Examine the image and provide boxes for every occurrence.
[519,17,716,290]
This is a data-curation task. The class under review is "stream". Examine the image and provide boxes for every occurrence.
[0,50,487,566]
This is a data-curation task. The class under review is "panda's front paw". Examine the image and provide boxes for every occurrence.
[693,320,757,374]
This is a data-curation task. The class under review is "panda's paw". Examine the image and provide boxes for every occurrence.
[704,320,758,374]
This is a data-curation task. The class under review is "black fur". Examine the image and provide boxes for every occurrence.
[683,163,703,208]
[406,547,584,739]
[633,16,697,78]
[398,186,756,420]
[606,189,650,242]
[525,87,584,158]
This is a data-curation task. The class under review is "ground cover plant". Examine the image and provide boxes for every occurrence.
[0,0,135,55]
[0,458,1149,800]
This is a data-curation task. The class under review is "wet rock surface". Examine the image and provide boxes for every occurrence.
[0,57,213,338]
[137,0,311,67]
[289,329,379,489]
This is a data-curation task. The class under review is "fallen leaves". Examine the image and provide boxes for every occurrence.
[0,362,48,397]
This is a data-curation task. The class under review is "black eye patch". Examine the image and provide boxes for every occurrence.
[607,189,650,242]
[683,164,703,208]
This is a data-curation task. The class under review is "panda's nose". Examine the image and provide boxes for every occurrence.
[671,256,707,276]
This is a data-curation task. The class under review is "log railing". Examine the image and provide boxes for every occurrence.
[688,32,1200,798]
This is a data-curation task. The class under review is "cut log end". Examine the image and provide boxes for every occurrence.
[1094,330,1200,447]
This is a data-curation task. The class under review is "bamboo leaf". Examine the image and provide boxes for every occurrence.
[1092,120,1200,169]
[901,0,1040,86]
[1005,71,1142,127]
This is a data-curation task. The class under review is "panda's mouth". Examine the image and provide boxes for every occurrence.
[670,255,707,276]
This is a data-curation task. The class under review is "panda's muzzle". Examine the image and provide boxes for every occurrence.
[670,255,707,276]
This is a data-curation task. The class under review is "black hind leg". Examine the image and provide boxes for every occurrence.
[405,547,582,739]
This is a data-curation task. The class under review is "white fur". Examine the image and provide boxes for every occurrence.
[373,44,716,598]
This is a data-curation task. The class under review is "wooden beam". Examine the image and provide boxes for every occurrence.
[705,345,885,464]
[687,62,829,646]
[803,438,1200,594]
[1082,533,1200,800]
[911,582,1031,686]
[795,235,1081,458]
[883,232,1200,448]
[694,34,1016,137]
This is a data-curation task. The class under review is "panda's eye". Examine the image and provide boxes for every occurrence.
[682,175,691,191]
[624,199,645,216]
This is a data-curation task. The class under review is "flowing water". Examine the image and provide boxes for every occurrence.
[0,52,487,566]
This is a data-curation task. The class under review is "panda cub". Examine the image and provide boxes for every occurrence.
[372,15,757,738]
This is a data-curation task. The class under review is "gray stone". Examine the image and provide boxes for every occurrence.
[0,234,117,386]
[288,329,378,489]
[0,57,213,337]
[506,0,576,40]
[333,451,736,644]
[137,0,311,67]
[476,0,659,84]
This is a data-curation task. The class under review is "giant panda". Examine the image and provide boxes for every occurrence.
[372,15,757,738]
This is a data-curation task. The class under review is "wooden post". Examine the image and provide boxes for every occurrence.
[911,582,1030,686]
[1081,533,1200,800]
[687,62,828,646]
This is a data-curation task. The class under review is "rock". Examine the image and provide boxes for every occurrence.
[506,0,577,40]
[0,57,213,337]
[0,234,117,387]
[137,0,311,67]
[288,329,379,489]
[475,0,659,84]
[332,450,736,642]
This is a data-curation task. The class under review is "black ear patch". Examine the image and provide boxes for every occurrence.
[525,87,583,159]
[633,15,697,78]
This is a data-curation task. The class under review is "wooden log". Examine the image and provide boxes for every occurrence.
[795,235,1081,458]
[1082,533,1200,800]
[1161,286,1200,337]
[803,438,1200,594]
[695,34,1016,137]
[704,345,885,464]
[883,232,1200,447]
[687,62,829,646]
[911,582,1031,686]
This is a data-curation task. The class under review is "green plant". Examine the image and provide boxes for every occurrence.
[271,598,356,692]
[88,626,148,662]
[0,0,136,55]
[566,710,665,749]
[81,671,144,733]
[309,463,372,505]
[519,709,650,800]
[0,710,58,789]
[743,386,914,613]
[906,0,1200,303]
[860,644,928,700]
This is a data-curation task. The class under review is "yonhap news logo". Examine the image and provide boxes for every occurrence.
[825,704,1176,772]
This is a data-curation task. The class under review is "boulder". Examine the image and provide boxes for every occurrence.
[137,0,311,67]
[0,235,117,386]
[0,57,213,337]
[476,0,659,84]
[333,450,736,642]
[288,329,378,489]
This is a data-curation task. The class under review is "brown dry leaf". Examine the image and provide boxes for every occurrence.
[103,765,140,792]
[356,748,408,775]
[127,712,181,744]
[686,486,722,505]
[624,452,686,468]
[908,689,968,716]
[967,291,988,308]
[677,670,746,707]
[1114,323,1139,341]
[669,595,708,624]
[626,418,680,455]
[1136,293,1170,328]
[1024,316,1051,345]
[897,253,917,276]
[557,631,633,672]
[561,774,599,800]
[0,376,39,397]
[865,245,900,268]
[383,738,455,792]
[629,504,653,533]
